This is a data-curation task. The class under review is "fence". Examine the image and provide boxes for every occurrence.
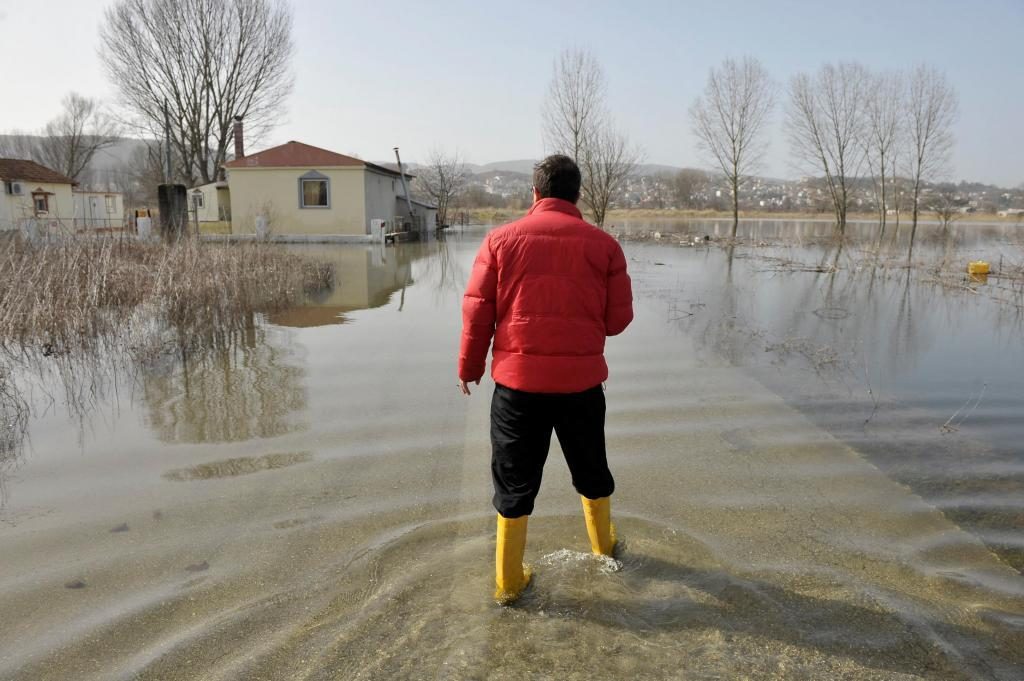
[73,217,126,231]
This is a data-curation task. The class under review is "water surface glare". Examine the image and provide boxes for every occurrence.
[0,221,1022,680]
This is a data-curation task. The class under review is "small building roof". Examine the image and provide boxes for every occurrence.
[188,180,229,191]
[223,141,405,178]
[0,158,77,185]
[409,197,438,210]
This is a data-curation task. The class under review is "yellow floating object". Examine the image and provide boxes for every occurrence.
[968,261,990,275]
[581,495,617,556]
[495,515,531,605]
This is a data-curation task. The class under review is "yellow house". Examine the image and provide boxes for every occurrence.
[72,190,124,230]
[222,141,429,237]
[188,180,232,234]
[0,158,76,233]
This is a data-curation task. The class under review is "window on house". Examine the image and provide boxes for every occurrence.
[299,172,330,208]
[32,193,49,214]
[192,192,205,209]
[105,195,116,213]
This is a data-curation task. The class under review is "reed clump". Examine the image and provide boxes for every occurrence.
[0,235,333,354]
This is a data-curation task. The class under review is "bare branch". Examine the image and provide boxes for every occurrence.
[542,48,640,227]
[542,49,606,163]
[413,149,469,228]
[785,62,869,235]
[905,64,958,242]
[690,56,775,236]
[99,0,294,185]
[579,121,643,229]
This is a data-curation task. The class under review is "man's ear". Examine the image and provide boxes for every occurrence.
[532,187,541,204]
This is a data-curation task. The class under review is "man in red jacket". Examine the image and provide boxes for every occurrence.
[458,154,633,604]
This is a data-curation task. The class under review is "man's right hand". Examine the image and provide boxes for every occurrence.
[459,379,479,396]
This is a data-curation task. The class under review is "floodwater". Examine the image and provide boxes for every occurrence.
[1,220,1022,680]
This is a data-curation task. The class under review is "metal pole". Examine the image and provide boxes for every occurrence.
[393,147,415,229]
[163,99,172,183]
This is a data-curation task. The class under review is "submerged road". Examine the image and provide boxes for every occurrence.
[0,237,1021,679]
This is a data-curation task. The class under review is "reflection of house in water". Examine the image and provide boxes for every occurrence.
[268,245,426,327]
[141,324,307,443]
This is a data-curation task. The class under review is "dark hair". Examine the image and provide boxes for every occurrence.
[533,154,581,203]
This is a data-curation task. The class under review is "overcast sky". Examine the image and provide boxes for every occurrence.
[1,0,1021,186]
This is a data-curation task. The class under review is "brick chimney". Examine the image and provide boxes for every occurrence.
[233,115,244,159]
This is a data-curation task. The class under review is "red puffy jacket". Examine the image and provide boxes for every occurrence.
[459,198,633,393]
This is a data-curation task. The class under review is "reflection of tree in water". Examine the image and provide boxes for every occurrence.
[417,235,468,303]
[0,365,29,501]
[140,322,306,443]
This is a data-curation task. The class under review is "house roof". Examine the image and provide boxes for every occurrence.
[223,141,405,177]
[409,197,438,210]
[0,158,77,186]
[187,180,229,191]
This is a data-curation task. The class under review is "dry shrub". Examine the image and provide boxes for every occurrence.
[0,235,333,354]
[0,235,332,476]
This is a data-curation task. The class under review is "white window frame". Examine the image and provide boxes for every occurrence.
[298,171,330,209]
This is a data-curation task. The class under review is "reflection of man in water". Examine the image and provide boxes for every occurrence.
[458,154,634,604]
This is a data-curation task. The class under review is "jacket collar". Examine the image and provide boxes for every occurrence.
[527,197,583,219]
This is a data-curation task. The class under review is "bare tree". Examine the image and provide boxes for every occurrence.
[786,62,869,236]
[862,71,903,244]
[542,49,606,163]
[578,122,641,228]
[543,48,640,227]
[38,94,120,182]
[690,57,775,238]
[673,168,708,208]
[100,0,294,185]
[413,149,469,229]
[0,94,118,183]
[905,64,958,255]
[931,188,961,234]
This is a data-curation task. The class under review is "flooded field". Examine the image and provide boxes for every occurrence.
[1,220,1022,679]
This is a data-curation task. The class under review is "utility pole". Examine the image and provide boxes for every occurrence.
[162,99,172,183]
[393,147,416,229]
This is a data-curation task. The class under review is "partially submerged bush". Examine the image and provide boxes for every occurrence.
[0,235,333,477]
[0,235,333,354]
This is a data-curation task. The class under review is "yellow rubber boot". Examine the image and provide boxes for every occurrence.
[495,515,532,605]
[581,495,617,556]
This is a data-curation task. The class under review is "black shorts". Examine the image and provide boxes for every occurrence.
[490,383,615,518]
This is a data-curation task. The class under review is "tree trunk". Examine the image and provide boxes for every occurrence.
[731,176,739,239]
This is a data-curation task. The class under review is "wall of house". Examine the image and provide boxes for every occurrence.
[1,181,74,231]
[0,195,12,231]
[364,170,401,234]
[393,198,438,232]
[73,192,124,229]
[190,183,223,222]
[228,167,368,236]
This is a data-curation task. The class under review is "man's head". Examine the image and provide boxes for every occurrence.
[532,154,581,205]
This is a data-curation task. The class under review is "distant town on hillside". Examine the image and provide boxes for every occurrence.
[444,162,1024,216]
[4,136,1022,217]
